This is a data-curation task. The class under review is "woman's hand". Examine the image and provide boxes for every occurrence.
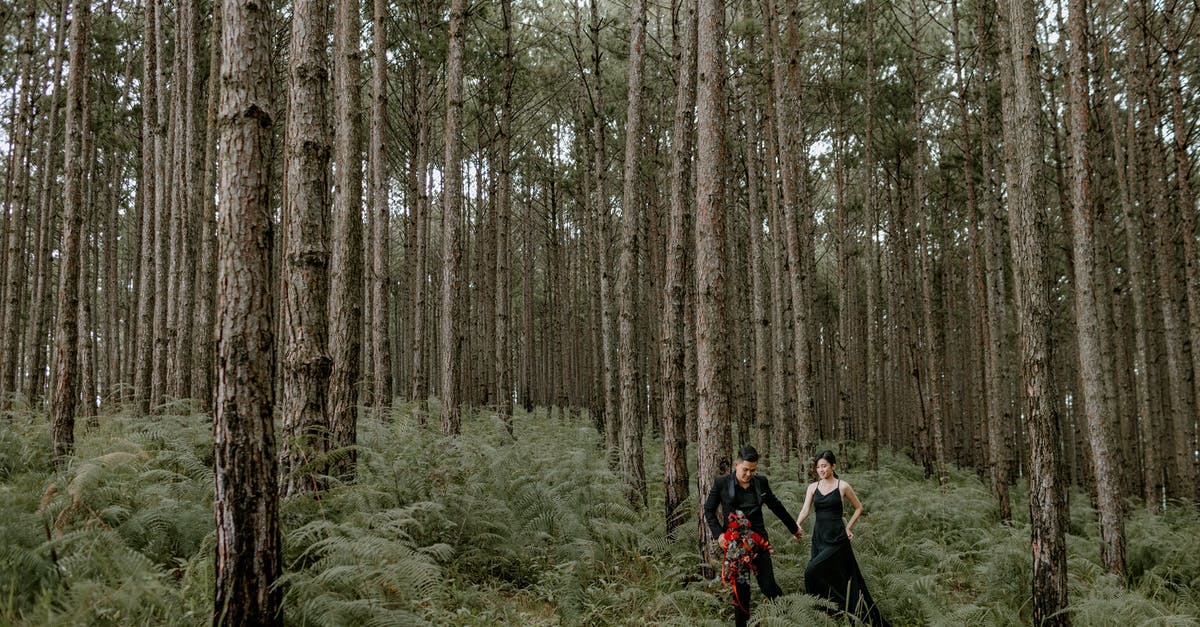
[846,529,855,540]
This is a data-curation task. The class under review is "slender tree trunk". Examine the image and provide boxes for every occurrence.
[695,0,731,565]
[769,0,815,458]
[212,1,282,621]
[135,0,159,414]
[976,0,1013,521]
[440,0,466,436]
[192,0,221,407]
[661,0,695,531]
[616,0,649,508]
[170,0,200,400]
[590,0,618,460]
[1065,0,1126,574]
[999,0,1070,618]
[328,0,363,480]
[1101,16,1159,507]
[863,0,882,470]
[372,0,392,413]
[150,0,169,411]
[1164,0,1200,501]
[0,3,37,408]
[280,0,332,496]
[50,0,90,465]
[495,0,514,433]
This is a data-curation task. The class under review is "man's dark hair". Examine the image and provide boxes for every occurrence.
[736,446,760,463]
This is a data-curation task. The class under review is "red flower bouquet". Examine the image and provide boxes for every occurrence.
[721,510,773,612]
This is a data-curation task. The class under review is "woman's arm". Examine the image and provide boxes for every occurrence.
[794,483,817,528]
[842,482,864,539]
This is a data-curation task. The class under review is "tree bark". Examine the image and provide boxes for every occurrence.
[50,0,90,466]
[280,0,332,496]
[328,0,363,481]
[1065,0,1126,574]
[999,0,1070,619]
[616,0,649,509]
[135,0,159,414]
[372,0,392,413]
[0,2,37,408]
[212,1,282,621]
[440,0,466,436]
[695,0,731,564]
[495,0,515,432]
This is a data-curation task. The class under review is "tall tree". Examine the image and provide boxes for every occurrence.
[328,0,364,480]
[0,2,37,408]
[1065,0,1126,574]
[999,0,1070,619]
[279,0,333,496]
[617,0,649,508]
[662,0,696,531]
[440,0,466,436]
[495,0,515,433]
[50,0,90,465]
[695,0,731,562]
[212,0,282,621]
[134,0,159,415]
[372,0,391,414]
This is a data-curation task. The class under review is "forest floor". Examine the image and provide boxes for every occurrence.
[1,403,1198,626]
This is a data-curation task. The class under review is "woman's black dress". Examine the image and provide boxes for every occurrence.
[804,481,890,626]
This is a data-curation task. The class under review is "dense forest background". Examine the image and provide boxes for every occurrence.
[0,0,1198,624]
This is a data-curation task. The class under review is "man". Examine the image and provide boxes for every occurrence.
[703,445,802,626]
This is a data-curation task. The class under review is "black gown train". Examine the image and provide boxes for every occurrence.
[804,480,890,627]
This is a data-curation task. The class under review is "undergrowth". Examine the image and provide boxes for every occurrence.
[1,405,1198,626]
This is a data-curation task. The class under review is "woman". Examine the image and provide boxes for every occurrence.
[794,450,889,626]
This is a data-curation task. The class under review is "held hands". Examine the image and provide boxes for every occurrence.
[718,535,728,549]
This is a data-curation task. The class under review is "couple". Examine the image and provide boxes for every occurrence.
[703,446,890,627]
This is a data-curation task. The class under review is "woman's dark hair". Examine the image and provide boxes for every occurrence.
[813,450,839,478]
[736,446,760,463]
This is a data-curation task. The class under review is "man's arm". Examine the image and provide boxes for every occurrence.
[760,477,800,536]
[702,476,726,540]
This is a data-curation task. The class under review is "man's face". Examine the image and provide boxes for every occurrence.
[734,460,758,485]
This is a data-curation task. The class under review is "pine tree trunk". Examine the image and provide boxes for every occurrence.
[440,0,466,436]
[589,0,618,459]
[1065,0,1126,574]
[999,0,1070,618]
[769,0,815,458]
[192,0,221,407]
[661,0,695,531]
[50,0,90,466]
[495,0,515,433]
[328,0,363,481]
[135,0,159,414]
[25,0,68,405]
[616,0,649,508]
[695,0,731,565]
[976,0,1013,521]
[150,0,169,411]
[1163,1,1200,501]
[1134,0,1196,500]
[212,1,282,621]
[372,0,392,413]
[0,2,37,408]
[279,0,332,496]
[1102,18,1159,506]
[864,0,881,470]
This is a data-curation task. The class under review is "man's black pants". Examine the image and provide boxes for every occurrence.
[733,550,781,627]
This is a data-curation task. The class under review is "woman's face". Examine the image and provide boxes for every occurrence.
[815,458,834,480]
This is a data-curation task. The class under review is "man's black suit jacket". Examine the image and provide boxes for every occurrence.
[703,473,799,541]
